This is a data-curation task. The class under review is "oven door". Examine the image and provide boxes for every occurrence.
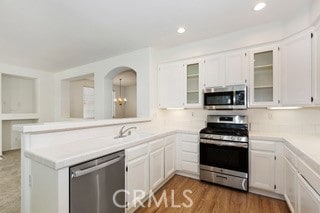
[204,91,234,109]
[200,139,248,177]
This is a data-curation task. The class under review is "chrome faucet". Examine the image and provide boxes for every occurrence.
[115,126,137,139]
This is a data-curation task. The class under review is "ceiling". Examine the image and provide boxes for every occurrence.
[112,70,137,87]
[0,0,313,72]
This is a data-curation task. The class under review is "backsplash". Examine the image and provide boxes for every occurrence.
[155,108,320,135]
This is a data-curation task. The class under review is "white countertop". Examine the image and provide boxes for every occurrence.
[24,129,198,170]
[25,128,320,175]
[250,132,320,175]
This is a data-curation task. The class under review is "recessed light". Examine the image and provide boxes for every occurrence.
[253,2,266,11]
[177,27,186,34]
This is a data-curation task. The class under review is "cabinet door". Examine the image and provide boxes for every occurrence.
[149,148,165,190]
[250,150,275,191]
[184,59,204,108]
[284,157,297,213]
[281,31,312,106]
[203,54,225,87]
[165,143,176,178]
[314,27,320,104]
[249,45,280,107]
[298,174,320,213]
[158,62,185,108]
[225,51,248,86]
[127,155,149,207]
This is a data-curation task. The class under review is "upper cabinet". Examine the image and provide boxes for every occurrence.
[249,45,280,107]
[203,50,248,88]
[184,59,204,108]
[158,62,185,108]
[281,30,313,106]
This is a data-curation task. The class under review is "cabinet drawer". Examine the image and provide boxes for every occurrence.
[149,139,165,152]
[284,146,297,167]
[181,151,199,163]
[165,135,176,145]
[250,140,275,152]
[181,142,199,153]
[297,158,320,195]
[181,161,199,174]
[126,144,149,162]
[180,134,199,143]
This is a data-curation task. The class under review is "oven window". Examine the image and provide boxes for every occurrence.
[200,143,248,173]
[204,92,233,106]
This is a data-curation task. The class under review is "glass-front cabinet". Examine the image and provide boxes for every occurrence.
[184,59,204,108]
[249,45,280,107]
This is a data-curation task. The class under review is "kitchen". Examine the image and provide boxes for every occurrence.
[1,0,320,213]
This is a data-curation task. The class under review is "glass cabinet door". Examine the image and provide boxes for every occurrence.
[184,59,203,108]
[249,46,279,107]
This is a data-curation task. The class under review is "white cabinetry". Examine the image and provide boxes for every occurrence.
[249,45,280,107]
[164,135,176,178]
[297,174,320,213]
[126,144,149,208]
[184,59,204,108]
[158,62,185,108]
[149,139,165,191]
[203,50,248,88]
[249,140,283,194]
[281,30,313,106]
[176,133,199,177]
[250,151,275,191]
[284,157,298,212]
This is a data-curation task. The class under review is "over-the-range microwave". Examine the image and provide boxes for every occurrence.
[204,85,247,110]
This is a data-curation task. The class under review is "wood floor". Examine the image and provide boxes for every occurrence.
[136,175,289,213]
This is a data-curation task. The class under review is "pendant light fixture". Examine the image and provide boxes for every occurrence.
[114,78,127,106]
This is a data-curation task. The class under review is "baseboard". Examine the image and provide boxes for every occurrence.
[175,171,199,180]
[249,187,285,201]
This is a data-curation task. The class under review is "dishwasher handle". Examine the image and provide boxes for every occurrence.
[71,154,124,178]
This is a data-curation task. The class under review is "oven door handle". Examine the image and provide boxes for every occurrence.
[200,139,248,148]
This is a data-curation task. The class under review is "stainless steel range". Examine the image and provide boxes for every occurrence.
[200,115,249,191]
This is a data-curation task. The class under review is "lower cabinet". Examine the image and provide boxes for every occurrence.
[149,147,165,190]
[126,134,177,210]
[249,140,283,194]
[176,133,199,176]
[126,146,149,208]
[250,150,275,191]
[297,174,320,213]
[164,138,176,178]
[284,157,297,212]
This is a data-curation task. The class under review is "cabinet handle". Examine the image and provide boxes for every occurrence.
[311,97,314,103]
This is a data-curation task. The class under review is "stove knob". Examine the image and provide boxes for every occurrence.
[220,136,223,140]
[231,136,235,141]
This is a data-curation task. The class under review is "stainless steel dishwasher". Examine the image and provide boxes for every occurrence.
[70,150,125,213]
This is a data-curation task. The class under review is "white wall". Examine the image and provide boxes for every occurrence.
[70,79,94,118]
[0,63,55,122]
[54,48,150,120]
[0,63,54,153]
[123,85,137,118]
[113,85,137,118]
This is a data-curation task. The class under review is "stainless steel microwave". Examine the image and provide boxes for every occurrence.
[204,85,247,110]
